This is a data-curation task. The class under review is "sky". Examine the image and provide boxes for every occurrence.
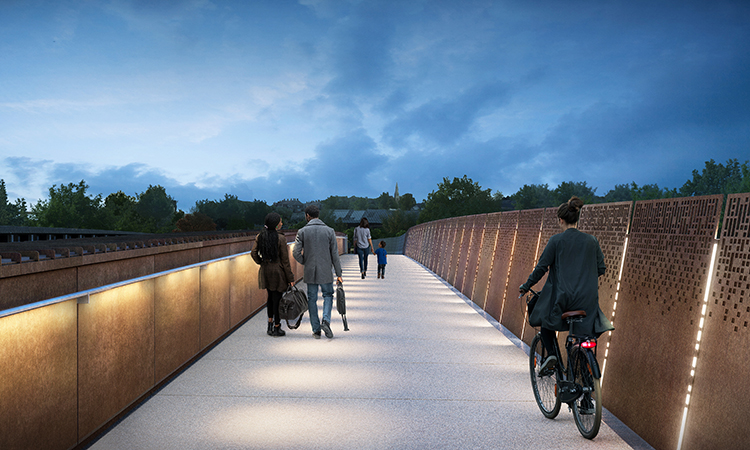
[1,0,749,211]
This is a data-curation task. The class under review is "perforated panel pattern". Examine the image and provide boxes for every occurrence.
[604,195,722,450]
[501,209,543,339]
[485,211,519,321]
[474,213,501,309]
[578,201,632,353]
[685,193,750,449]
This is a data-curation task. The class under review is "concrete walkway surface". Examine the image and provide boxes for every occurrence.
[87,255,652,450]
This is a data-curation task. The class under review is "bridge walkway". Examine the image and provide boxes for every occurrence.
[87,255,651,450]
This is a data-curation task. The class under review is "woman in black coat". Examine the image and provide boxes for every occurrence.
[519,197,614,371]
[252,212,295,337]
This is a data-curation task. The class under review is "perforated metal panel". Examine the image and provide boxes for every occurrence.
[521,208,561,346]
[578,201,632,366]
[604,195,722,450]
[438,219,458,280]
[484,211,519,321]
[500,209,543,339]
[426,221,444,272]
[473,213,501,310]
[454,216,476,293]
[447,217,467,285]
[685,193,750,449]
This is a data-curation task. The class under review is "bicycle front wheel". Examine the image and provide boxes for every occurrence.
[529,333,561,419]
[571,348,602,439]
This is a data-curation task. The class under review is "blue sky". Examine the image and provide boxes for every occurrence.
[1,0,748,211]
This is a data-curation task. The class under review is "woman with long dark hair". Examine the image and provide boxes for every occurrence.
[519,197,614,370]
[353,217,375,279]
[252,212,295,336]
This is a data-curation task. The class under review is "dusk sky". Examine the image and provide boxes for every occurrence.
[1,1,748,211]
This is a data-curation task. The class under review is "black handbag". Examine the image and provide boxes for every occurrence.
[279,285,308,329]
[526,289,539,317]
[336,281,349,331]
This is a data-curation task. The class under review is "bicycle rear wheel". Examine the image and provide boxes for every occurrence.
[529,333,561,419]
[571,348,602,439]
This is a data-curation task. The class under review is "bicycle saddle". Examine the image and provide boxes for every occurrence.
[562,310,587,319]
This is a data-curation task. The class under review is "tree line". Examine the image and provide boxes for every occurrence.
[1,158,748,235]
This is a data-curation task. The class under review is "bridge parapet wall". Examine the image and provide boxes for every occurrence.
[404,194,748,450]
[0,235,343,450]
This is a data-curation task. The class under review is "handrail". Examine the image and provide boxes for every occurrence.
[0,250,255,320]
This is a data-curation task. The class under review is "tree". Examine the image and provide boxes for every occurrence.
[0,180,28,226]
[554,181,597,205]
[376,192,397,209]
[243,199,271,229]
[419,175,501,223]
[398,193,417,210]
[603,184,633,203]
[174,212,216,232]
[679,159,748,197]
[103,191,144,231]
[30,180,106,229]
[136,185,177,232]
[382,209,418,236]
[510,183,556,210]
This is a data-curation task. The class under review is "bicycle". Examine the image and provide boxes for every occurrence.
[525,289,602,439]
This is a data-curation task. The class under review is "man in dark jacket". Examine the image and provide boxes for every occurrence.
[293,205,343,339]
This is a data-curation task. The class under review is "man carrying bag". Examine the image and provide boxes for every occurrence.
[293,205,343,339]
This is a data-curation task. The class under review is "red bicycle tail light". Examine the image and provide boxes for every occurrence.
[581,340,596,349]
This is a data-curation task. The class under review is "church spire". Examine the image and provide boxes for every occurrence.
[394,183,400,202]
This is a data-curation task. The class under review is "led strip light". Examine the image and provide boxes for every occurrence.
[677,241,719,450]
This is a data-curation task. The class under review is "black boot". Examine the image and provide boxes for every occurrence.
[267,321,274,336]
[273,324,286,336]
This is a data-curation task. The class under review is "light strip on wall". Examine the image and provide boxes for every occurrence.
[600,236,629,382]
[519,218,544,341]
[676,241,719,450]
[499,220,519,324]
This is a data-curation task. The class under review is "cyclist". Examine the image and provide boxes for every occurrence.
[519,197,614,374]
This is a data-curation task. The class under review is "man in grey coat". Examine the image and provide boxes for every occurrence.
[293,205,343,339]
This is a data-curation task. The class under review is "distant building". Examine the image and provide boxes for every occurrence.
[272,198,305,212]
[329,209,417,229]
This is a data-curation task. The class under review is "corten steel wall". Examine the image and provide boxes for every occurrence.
[484,211,518,320]
[578,201,632,373]
[0,238,344,450]
[684,193,750,449]
[502,209,545,341]
[460,215,486,299]
[1,233,271,311]
[605,196,722,450]
[403,195,742,450]
[472,213,501,309]
[454,215,478,294]
[446,217,467,286]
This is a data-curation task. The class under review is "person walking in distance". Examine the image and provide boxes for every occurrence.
[293,205,343,339]
[251,212,294,337]
[353,217,375,279]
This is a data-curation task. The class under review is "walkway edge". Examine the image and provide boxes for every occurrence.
[407,256,655,450]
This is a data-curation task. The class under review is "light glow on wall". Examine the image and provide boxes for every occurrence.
[601,236,629,382]
[677,241,719,450]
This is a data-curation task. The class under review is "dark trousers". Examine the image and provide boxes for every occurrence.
[356,246,369,273]
[540,327,557,359]
[377,264,386,277]
[266,289,283,325]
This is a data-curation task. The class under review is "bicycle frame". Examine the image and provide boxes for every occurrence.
[550,316,601,403]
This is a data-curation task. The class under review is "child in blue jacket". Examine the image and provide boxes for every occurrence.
[375,241,387,279]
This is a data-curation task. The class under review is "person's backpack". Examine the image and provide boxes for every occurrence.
[279,285,308,329]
